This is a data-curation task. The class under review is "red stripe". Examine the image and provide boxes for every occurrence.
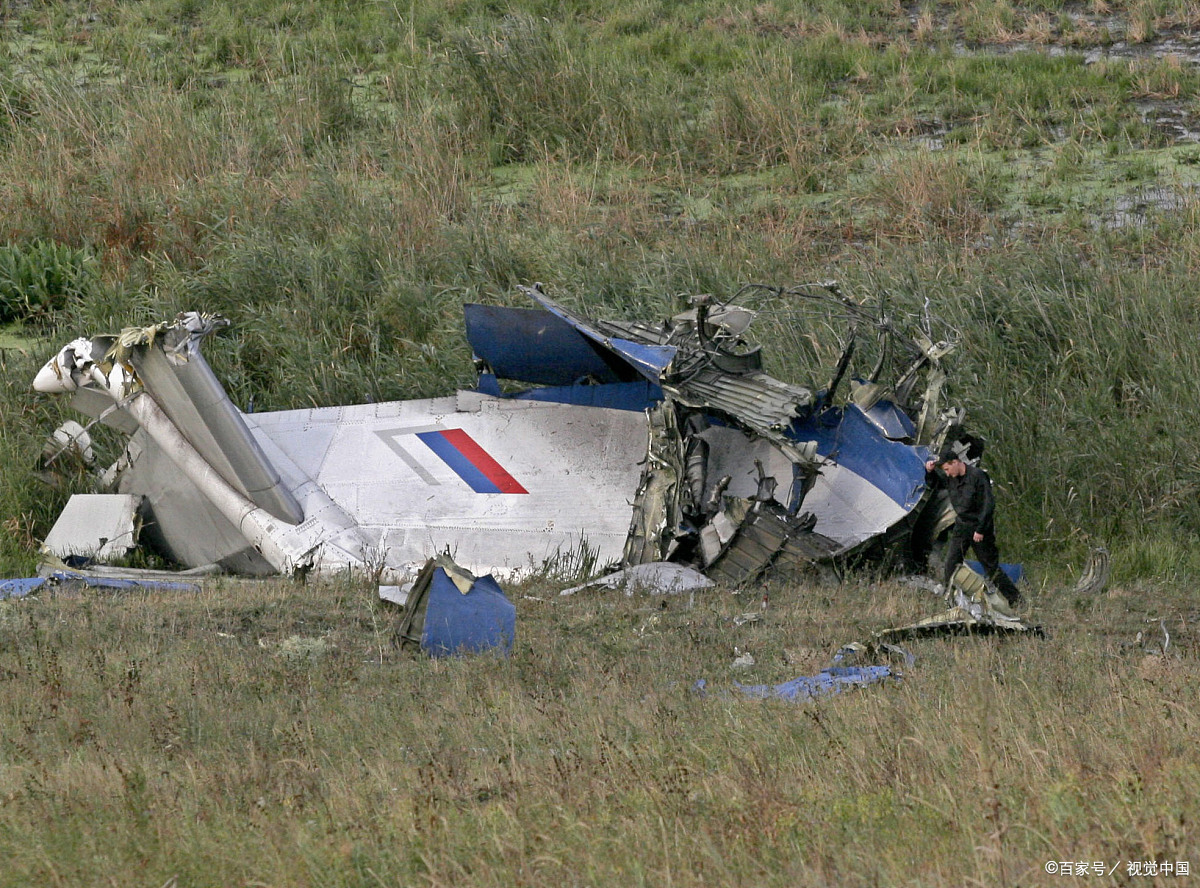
[440,428,528,494]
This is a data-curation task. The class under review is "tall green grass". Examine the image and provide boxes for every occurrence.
[3,1,1200,578]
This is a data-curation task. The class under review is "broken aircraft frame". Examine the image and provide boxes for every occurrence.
[32,283,972,590]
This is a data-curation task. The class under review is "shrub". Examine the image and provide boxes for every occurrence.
[0,240,95,324]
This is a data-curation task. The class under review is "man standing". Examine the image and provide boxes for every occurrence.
[924,446,1023,610]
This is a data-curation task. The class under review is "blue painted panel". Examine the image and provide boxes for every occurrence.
[789,404,929,509]
[422,569,516,657]
[1,573,201,596]
[605,336,677,382]
[464,304,627,385]
[0,577,45,599]
[49,571,201,592]
[525,292,676,383]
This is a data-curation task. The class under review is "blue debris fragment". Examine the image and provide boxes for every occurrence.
[695,643,903,701]
[0,577,46,600]
[48,570,201,593]
[0,571,201,599]
[422,569,515,657]
[730,665,895,701]
[394,557,516,657]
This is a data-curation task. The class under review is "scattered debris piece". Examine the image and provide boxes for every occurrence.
[731,648,757,669]
[41,493,142,562]
[730,665,895,701]
[389,555,516,657]
[635,614,662,638]
[0,577,44,601]
[1071,546,1111,596]
[698,644,901,702]
[833,640,916,668]
[1123,618,1174,657]
[875,605,1042,641]
[276,635,332,663]
[36,419,96,488]
[877,565,1044,641]
[37,558,222,579]
[560,562,714,596]
[0,570,201,598]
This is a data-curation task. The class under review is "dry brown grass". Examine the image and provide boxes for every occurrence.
[858,150,995,242]
[0,565,1195,886]
[1126,0,1159,44]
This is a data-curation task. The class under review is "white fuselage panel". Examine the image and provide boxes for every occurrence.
[245,395,649,576]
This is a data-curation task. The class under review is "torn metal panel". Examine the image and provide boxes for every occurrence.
[522,288,678,384]
[464,303,633,386]
[724,665,896,701]
[0,570,201,597]
[665,369,815,440]
[114,428,278,575]
[703,499,839,586]
[852,382,916,440]
[391,556,516,657]
[35,325,399,579]
[510,284,965,575]
[0,578,43,600]
[44,569,202,593]
[36,558,221,579]
[33,316,303,525]
[874,606,1043,640]
[694,425,803,509]
[32,335,134,396]
[41,494,142,562]
[622,401,685,566]
[791,403,930,553]
[522,286,817,448]
[878,564,1042,640]
[126,328,304,525]
[560,562,714,596]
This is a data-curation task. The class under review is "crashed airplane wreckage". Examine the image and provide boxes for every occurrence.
[31,284,972,590]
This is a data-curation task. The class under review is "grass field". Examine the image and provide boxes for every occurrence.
[3,1,1200,883]
[1,568,1197,887]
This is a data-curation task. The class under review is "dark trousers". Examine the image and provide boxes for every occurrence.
[943,525,1022,603]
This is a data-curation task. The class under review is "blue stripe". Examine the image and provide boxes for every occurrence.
[416,431,503,494]
[789,404,928,509]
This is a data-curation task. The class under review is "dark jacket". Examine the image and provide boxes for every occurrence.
[937,464,996,535]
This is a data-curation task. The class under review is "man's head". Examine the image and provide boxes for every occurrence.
[935,446,967,477]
